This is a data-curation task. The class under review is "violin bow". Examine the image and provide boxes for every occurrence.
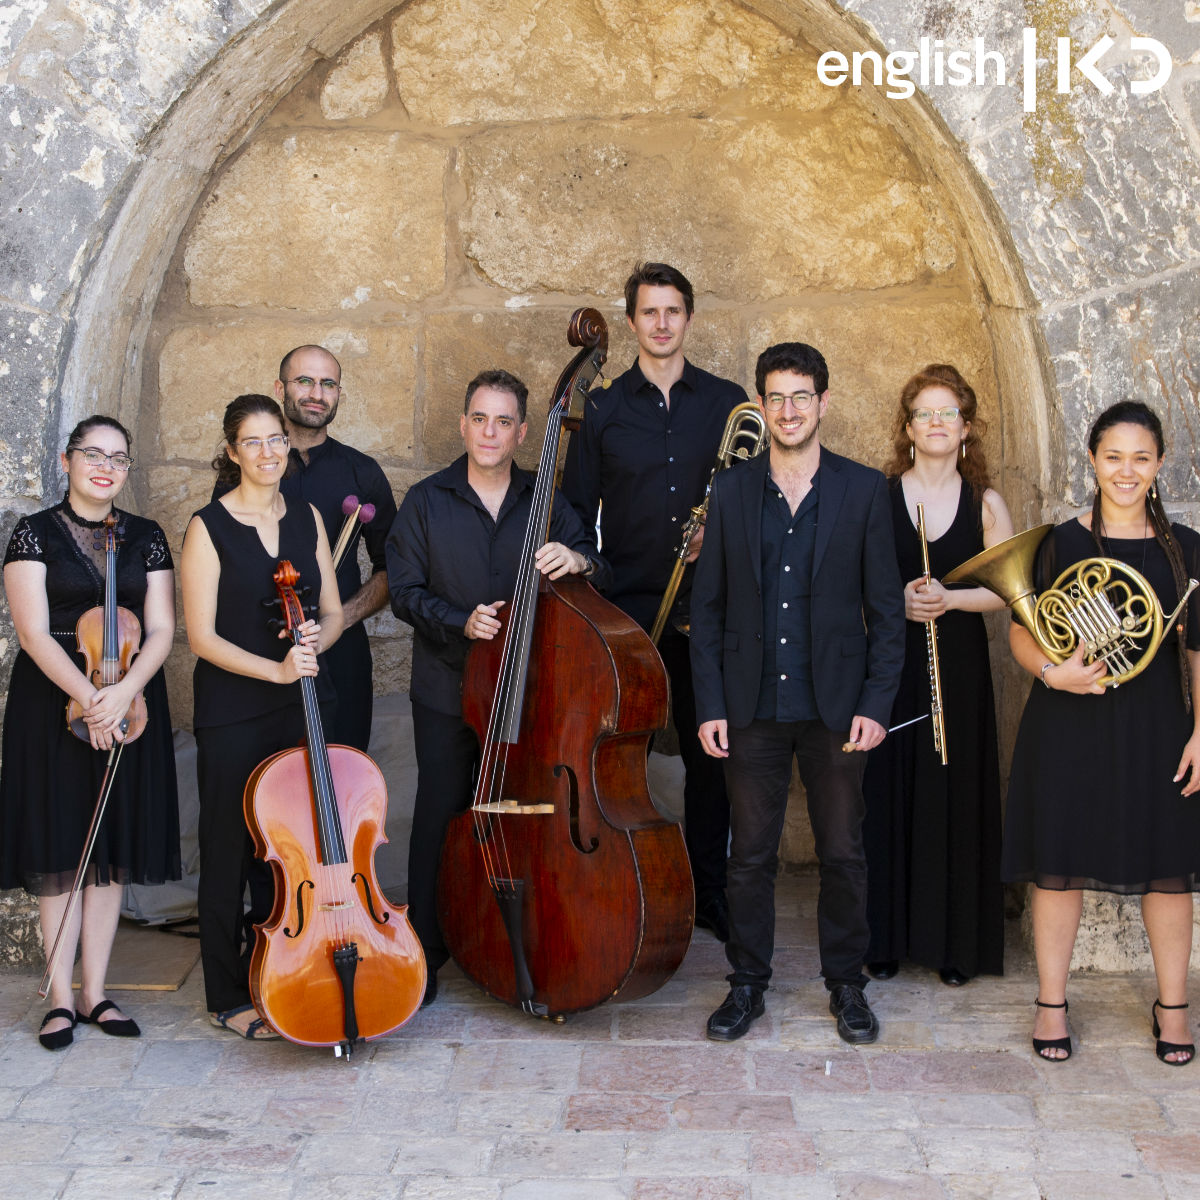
[37,736,127,998]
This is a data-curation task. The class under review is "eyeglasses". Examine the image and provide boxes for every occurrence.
[763,390,820,411]
[72,447,133,472]
[284,375,341,394]
[232,435,289,454]
[910,406,961,424]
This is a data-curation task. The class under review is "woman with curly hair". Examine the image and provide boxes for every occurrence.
[863,364,1013,986]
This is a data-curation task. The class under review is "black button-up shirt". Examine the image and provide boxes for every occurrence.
[386,455,607,716]
[756,470,819,722]
[561,357,748,631]
[214,435,396,604]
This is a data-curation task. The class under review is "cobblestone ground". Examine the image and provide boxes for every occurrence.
[1,872,1197,1200]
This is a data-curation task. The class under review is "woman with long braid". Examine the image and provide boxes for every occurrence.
[1004,401,1200,1065]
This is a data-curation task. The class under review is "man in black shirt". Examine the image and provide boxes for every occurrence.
[386,369,605,1003]
[691,342,904,1045]
[271,344,396,752]
[562,262,747,942]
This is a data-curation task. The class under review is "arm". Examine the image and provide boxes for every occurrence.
[341,462,399,628]
[181,515,321,685]
[690,478,730,756]
[339,569,389,629]
[1175,648,1200,796]
[1008,622,1104,695]
[311,506,344,652]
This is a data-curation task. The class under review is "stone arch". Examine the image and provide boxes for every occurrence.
[58,0,1051,526]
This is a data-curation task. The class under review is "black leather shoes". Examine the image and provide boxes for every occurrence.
[939,967,969,987]
[705,985,765,1041]
[867,960,899,980]
[694,893,730,943]
[829,984,879,1044]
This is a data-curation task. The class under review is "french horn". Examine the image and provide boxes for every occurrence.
[943,524,1197,688]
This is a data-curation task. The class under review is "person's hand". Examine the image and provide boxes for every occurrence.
[1175,731,1200,797]
[698,719,729,758]
[82,679,137,733]
[277,634,320,684]
[684,521,706,564]
[843,715,886,752]
[904,576,948,621]
[465,601,506,640]
[535,543,587,580]
[1042,644,1105,695]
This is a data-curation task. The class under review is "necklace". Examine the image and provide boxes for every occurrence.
[1097,510,1150,575]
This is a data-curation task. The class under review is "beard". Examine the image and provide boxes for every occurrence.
[284,392,338,430]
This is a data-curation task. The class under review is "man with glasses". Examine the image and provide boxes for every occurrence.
[562,262,747,944]
[268,344,396,752]
[690,341,904,1045]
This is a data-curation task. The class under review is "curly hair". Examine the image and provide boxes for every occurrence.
[884,364,991,499]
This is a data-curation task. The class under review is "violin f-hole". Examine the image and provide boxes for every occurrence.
[352,871,390,925]
[284,878,314,938]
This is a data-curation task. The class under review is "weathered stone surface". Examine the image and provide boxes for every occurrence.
[460,111,957,301]
[1039,268,1200,507]
[0,305,63,500]
[0,887,40,967]
[391,0,832,127]
[183,132,447,310]
[0,84,127,312]
[321,30,389,120]
[155,320,418,462]
[746,296,998,475]
[1110,0,1200,63]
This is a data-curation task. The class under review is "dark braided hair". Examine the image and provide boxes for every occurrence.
[1087,400,1191,712]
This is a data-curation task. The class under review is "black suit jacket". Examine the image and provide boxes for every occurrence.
[690,446,905,733]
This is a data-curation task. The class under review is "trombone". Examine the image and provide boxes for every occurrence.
[649,402,768,644]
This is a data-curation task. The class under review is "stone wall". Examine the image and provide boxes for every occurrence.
[2,0,1199,969]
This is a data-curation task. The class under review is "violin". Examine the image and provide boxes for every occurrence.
[65,513,147,744]
[437,309,695,1018]
[243,560,425,1057]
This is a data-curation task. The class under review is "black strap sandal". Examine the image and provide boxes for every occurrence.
[1032,998,1071,1062]
[1151,999,1194,1066]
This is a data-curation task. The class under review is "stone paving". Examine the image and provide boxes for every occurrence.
[1,872,1198,1200]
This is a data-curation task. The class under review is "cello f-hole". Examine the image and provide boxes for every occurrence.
[352,872,391,926]
[284,878,314,938]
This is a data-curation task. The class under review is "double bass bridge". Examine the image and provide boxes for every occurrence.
[471,800,554,814]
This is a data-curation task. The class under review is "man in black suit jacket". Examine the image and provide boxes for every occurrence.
[690,341,904,1044]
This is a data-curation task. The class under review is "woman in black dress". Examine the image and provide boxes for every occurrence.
[1006,401,1200,1064]
[1,415,180,1049]
[864,365,1013,985]
[181,395,342,1039]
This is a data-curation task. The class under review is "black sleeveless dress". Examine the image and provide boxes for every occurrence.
[0,500,181,895]
[1003,519,1200,892]
[862,477,1004,977]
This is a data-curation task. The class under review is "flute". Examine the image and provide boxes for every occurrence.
[916,502,949,766]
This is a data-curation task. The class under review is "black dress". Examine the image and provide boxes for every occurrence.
[1003,519,1200,893]
[863,477,1004,976]
[0,500,181,895]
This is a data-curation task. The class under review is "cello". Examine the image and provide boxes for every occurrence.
[243,561,426,1057]
[437,308,695,1018]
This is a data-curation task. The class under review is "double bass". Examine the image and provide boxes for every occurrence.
[243,561,426,1057]
[437,308,695,1018]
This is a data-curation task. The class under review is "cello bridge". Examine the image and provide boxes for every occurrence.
[318,901,356,912]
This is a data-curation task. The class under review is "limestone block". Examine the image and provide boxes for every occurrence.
[967,80,1200,304]
[183,132,447,310]
[390,0,833,126]
[1109,0,1200,62]
[459,111,956,301]
[746,294,997,475]
[155,320,418,463]
[321,30,389,120]
[0,84,128,311]
[142,465,218,564]
[162,634,195,734]
[0,305,65,500]
[370,630,412,699]
[1039,268,1200,508]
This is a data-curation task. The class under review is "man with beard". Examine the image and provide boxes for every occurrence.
[269,344,396,751]
[689,341,904,1045]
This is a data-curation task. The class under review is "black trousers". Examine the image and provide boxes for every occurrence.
[658,629,729,901]
[724,718,870,992]
[408,699,479,974]
[324,624,373,753]
[195,700,332,1013]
